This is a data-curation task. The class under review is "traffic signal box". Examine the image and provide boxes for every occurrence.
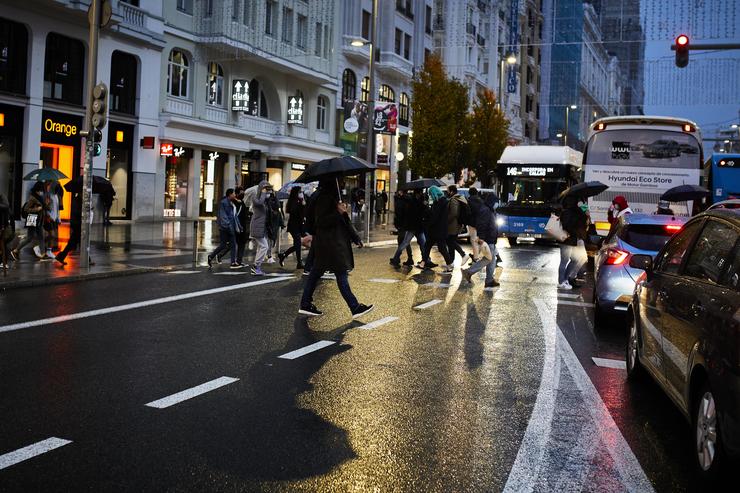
[675,35,689,68]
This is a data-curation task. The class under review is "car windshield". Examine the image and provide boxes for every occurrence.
[619,224,678,252]
[502,177,565,205]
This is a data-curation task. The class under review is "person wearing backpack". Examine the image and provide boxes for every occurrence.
[13,183,48,260]
[445,185,468,267]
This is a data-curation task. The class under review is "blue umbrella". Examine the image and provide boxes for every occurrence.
[23,168,68,181]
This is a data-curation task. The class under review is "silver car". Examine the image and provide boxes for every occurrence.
[593,213,687,322]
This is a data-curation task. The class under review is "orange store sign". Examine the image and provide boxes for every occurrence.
[44,118,78,137]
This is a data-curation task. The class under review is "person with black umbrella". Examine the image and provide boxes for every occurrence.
[299,177,373,319]
[558,195,588,290]
[55,191,94,266]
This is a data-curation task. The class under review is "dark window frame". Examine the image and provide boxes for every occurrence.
[342,68,357,103]
[43,32,85,105]
[0,17,29,95]
[109,50,137,115]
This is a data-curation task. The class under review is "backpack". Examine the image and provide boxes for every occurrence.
[458,199,472,226]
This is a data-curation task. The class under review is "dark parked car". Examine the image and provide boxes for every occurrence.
[626,209,740,478]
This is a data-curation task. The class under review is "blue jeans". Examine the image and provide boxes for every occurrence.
[392,230,427,262]
[301,268,359,312]
[468,243,497,283]
[559,241,587,284]
[212,227,236,264]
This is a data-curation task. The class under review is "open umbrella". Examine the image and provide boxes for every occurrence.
[294,156,376,183]
[23,168,68,182]
[559,181,608,200]
[660,184,710,202]
[63,175,114,194]
[401,178,446,190]
[277,181,318,200]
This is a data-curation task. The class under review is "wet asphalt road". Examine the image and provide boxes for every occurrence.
[0,240,718,491]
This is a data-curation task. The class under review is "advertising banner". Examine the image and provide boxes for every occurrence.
[373,103,398,134]
[231,80,249,112]
[339,100,370,156]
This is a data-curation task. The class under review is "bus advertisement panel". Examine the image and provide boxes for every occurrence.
[584,117,703,234]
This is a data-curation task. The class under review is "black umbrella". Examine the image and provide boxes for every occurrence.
[64,175,114,194]
[660,185,710,202]
[559,181,609,200]
[294,156,376,183]
[401,178,446,190]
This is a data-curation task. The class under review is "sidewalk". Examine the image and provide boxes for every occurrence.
[0,212,398,289]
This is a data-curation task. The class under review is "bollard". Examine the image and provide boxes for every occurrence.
[192,220,199,266]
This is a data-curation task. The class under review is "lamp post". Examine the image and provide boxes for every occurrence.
[351,0,377,242]
[497,54,517,110]
[564,104,577,147]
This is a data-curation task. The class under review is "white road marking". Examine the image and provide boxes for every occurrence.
[592,357,627,370]
[413,299,443,310]
[357,316,398,330]
[213,272,249,276]
[167,270,201,274]
[0,276,293,334]
[278,340,336,360]
[422,282,451,288]
[368,278,401,284]
[0,437,72,470]
[266,273,293,277]
[558,300,594,308]
[556,293,581,299]
[321,274,336,280]
[145,376,239,409]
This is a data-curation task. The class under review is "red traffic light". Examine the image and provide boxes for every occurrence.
[675,35,689,68]
[676,34,689,46]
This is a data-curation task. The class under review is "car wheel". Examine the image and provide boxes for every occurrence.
[625,313,644,380]
[693,382,724,479]
[507,236,518,247]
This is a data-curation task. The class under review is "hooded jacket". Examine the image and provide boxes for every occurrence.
[472,194,498,243]
[250,180,270,238]
[446,193,468,235]
[426,191,449,240]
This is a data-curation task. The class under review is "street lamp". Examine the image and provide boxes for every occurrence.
[556,132,564,143]
[497,54,517,110]
[564,104,577,147]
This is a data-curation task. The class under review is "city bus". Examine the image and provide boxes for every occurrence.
[495,146,583,245]
[703,153,740,204]
[583,116,703,235]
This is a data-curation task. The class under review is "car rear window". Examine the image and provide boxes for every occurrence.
[619,224,677,251]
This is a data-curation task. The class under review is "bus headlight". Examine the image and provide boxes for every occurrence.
[496,217,505,227]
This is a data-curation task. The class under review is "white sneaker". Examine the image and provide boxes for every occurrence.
[33,245,43,258]
[45,250,56,259]
[266,257,276,264]
[558,281,573,290]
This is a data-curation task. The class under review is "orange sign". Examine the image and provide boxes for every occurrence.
[160,143,173,156]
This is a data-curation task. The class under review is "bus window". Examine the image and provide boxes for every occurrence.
[586,129,700,169]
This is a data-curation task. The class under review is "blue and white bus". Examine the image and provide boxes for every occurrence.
[703,153,740,204]
[495,146,583,245]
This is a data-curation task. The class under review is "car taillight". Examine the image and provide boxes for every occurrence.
[665,224,682,233]
[605,248,629,265]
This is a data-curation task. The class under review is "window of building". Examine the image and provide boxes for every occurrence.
[342,69,356,103]
[232,0,240,20]
[404,33,411,60]
[120,0,140,5]
[205,0,213,17]
[0,17,28,95]
[43,33,85,104]
[526,66,533,84]
[362,10,371,40]
[323,24,331,59]
[316,95,327,130]
[296,14,307,49]
[424,48,430,62]
[425,5,432,34]
[265,0,277,36]
[282,7,293,43]
[176,0,193,14]
[243,0,250,24]
[361,76,370,101]
[314,22,323,55]
[525,95,533,113]
[378,84,395,103]
[399,92,409,126]
[394,29,402,55]
[166,49,189,98]
[206,62,224,106]
[110,51,137,115]
[248,78,269,118]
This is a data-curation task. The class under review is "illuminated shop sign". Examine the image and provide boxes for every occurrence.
[287,95,304,125]
[160,143,173,156]
[44,118,78,137]
[231,79,249,112]
[506,166,557,177]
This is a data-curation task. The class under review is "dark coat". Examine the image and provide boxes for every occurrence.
[472,195,497,243]
[234,200,250,241]
[427,197,449,240]
[286,197,305,234]
[560,205,588,246]
[307,189,360,272]
[404,195,425,232]
[393,194,408,230]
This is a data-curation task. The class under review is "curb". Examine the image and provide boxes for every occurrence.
[0,266,165,291]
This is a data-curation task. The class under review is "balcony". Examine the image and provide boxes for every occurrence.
[316,131,331,144]
[377,51,414,79]
[204,105,228,124]
[118,0,145,28]
[341,35,371,63]
[238,114,285,136]
[290,125,309,140]
[165,97,194,117]
[466,23,477,36]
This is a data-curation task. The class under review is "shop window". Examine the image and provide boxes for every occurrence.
[361,76,370,102]
[378,84,395,103]
[43,33,85,104]
[206,62,224,106]
[342,69,356,103]
[316,95,327,131]
[167,49,189,98]
[110,51,137,115]
[0,17,28,95]
[399,92,409,126]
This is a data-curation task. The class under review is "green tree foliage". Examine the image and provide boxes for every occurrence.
[409,54,470,178]
[467,88,509,186]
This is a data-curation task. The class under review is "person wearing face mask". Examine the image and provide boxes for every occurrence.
[278,186,306,270]
[608,195,632,224]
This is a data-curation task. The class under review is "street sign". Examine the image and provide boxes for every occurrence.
[287,95,304,125]
[231,79,249,112]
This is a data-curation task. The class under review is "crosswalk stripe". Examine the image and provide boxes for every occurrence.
[556,293,581,299]
[368,278,401,284]
[423,282,451,288]
[278,340,336,360]
[357,316,399,330]
[592,357,627,370]
[558,300,593,308]
[413,299,443,310]
[213,272,249,275]
[167,270,201,274]
[145,376,239,409]
[0,437,72,470]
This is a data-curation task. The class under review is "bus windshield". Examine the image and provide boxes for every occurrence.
[502,177,566,205]
[586,129,700,169]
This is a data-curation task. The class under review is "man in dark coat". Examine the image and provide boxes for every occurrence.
[462,193,499,287]
[390,189,428,267]
[299,178,373,319]
[392,190,412,265]
[55,192,94,266]
[420,186,452,271]
[558,196,588,289]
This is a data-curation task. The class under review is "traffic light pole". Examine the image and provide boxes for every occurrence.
[80,0,101,269]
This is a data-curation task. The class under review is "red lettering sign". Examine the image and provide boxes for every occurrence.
[160,143,173,157]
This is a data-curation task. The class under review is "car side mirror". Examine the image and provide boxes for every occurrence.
[629,254,653,272]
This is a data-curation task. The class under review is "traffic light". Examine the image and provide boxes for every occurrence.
[91,83,108,129]
[675,34,689,68]
[93,128,103,157]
